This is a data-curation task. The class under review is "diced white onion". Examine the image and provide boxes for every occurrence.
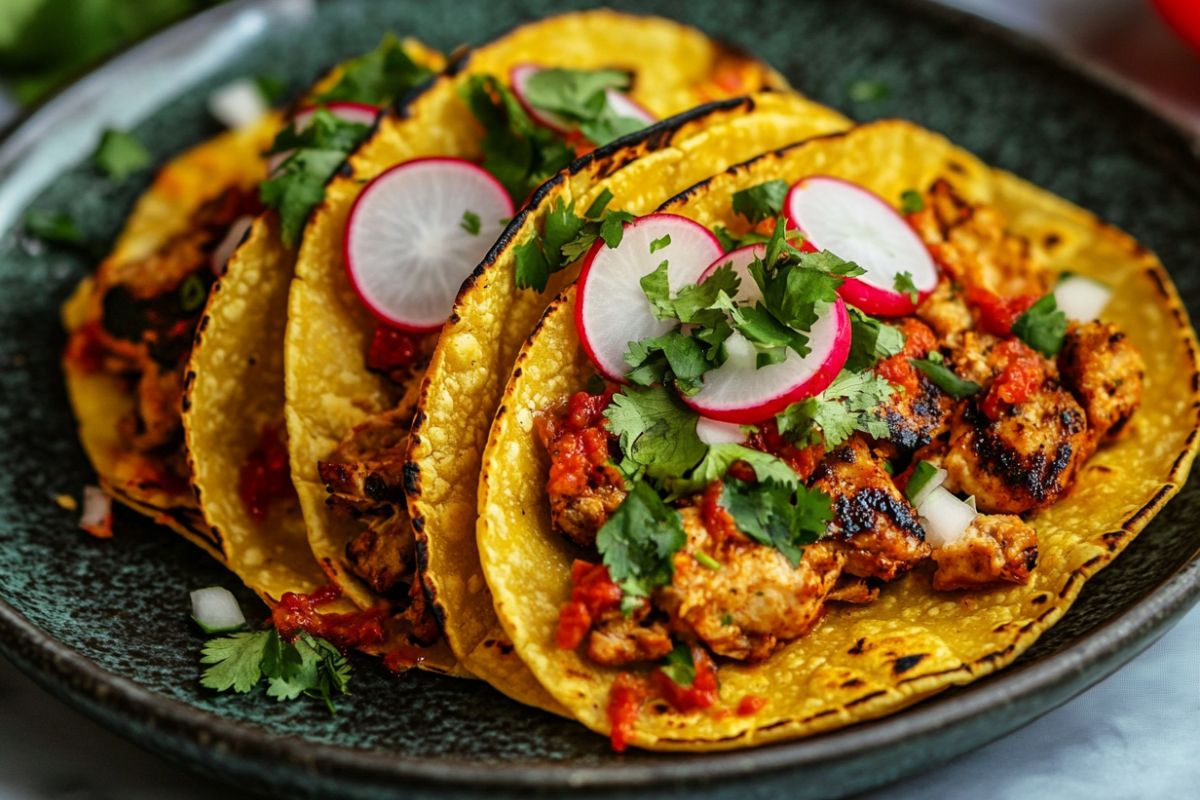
[695,416,748,445]
[210,215,255,276]
[918,485,977,548]
[908,466,948,509]
[190,586,247,634]
[1053,274,1112,321]
[208,79,269,129]
[79,485,111,529]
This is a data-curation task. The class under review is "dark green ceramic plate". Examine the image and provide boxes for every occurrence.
[2,1,1199,798]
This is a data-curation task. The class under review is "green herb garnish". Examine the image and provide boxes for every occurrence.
[894,271,919,305]
[848,79,889,103]
[900,189,925,214]
[200,629,351,713]
[604,385,707,480]
[597,480,687,612]
[24,209,83,247]
[845,307,905,372]
[731,180,789,224]
[521,68,648,146]
[1012,294,1068,357]
[313,33,433,106]
[658,643,696,686]
[904,460,939,504]
[513,194,634,291]
[460,210,482,235]
[910,355,981,398]
[93,129,150,180]
[776,370,895,448]
[719,476,832,566]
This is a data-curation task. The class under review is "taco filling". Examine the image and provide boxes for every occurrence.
[533,177,1143,750]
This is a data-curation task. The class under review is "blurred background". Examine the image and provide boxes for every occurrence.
[0,0,1198,131]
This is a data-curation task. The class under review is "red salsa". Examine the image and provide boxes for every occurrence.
[607,672,649,752]
[747,419,824,481]
[980,339,1044,420]
[556,560,623,649]
[270,583,386,651]
[238,423,294,522]
[535,387,618,497]
[875,317,938,397]
[966,286,1038,337]
[737,695,767,716]
[650,646,719,713]
[365,324,421,375]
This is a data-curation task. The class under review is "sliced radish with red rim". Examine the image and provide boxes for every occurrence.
[784,176,938,317]
[683,244,851,424]
[344,157,513,332]
[575,213,722,381]
[510,64,655,136]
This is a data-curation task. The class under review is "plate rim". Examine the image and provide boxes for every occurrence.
[2,0,1200,792]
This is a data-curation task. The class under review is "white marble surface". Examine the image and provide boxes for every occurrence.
[2,1,1199,798]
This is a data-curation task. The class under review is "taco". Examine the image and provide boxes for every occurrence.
[62,38,442,604]
[477,119,1200,750]
[282,9,848,686]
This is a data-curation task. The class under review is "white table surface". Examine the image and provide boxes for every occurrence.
[2,1,1198,798]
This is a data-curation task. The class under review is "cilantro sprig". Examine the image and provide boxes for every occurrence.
[261,109,372,246]
[910,352,980,398]
[596,480,686,612]
[1012,294,1068,357]
[731,180,789,224]
[460,74,575,204]
[513,189,634,291]
[658,643,695,686]
[720,475,832,566]
[521,68,649,146]
[93,128,150,180]
[313,34,433,106]
[775,370,895,448]
[200,629,351,713]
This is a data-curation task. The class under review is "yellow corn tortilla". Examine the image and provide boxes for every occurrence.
[181,40,445,629]
[407,90,850,709]
[282,10,818,702]
[62,114,280,560]
[477,119,1200,750]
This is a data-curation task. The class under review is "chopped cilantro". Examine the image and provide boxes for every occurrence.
[911,356,980,398]
[650,234,671,253]
[200,629,351,713]
[261,109,372,245]
[845,307,905,372]
[665,443,798,497]
[731,180,789,224]
[777,370,895,448]
[848,79,889,103]
[1012,294,1068,357]
[900,189,925,214]
[521,68,647,146]
[314,34,433,106]
[712,225,771,252]
[459,74,575,203]
[695,552,721,570]
[24,209,83,247]
[460,210,482,235]
[512,196,633,291]
[894,271,919,305]
[658,643,695,687]
[93,128,149,180]
[599,209,634,248]
[624,330,711,394]
[585,188,615,219]
[719,476,832,566]
[596,480,686,606]
[604,386,707,479]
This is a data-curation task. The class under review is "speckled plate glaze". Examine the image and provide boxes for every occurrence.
[1,1,1199,798]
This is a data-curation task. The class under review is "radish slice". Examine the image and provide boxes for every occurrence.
[684,242,851,423]
[1053,274,1112,321]
[784,176,939,317]
[917,485,977,548]
[344,157,513,332]
[510,65,655,136]
[208,79,269,129]
[190,586,247,634]
[268,101,380,173]
[575,213,723,380]
[211,215,255,276]
[696,417,748,445]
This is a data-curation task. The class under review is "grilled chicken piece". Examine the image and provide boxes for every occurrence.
[874,319,953,453]
[344,511,416,597]
[947,330,1006,386]
[318,408,412,512]
[657,508,843,662]
[124,362,185,451]
[931,514,1038,590]
[551,485,627,548]
[908,180,1049,298]
[810,437,930,581]
[1058,321,1144,442]
[827,575,880,604]
[586,611,673,666]
[944,381,1088,514]
[916,279,974,345]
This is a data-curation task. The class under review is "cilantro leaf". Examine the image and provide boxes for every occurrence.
[777,370,895,447]
[719,477,832,566]
[900,189,925,214]
[200,630,274,693]
[658,643,695,687]
[314,34,433,106]
[513,235,552,291]
[260,109,372,246]
[514,198,633,291]
[911,357,981,398]
[599,210,634,247]
[894,271,919,305]
[650,234,671,253]
[597,480,687,601]
[543,197,585,263]
[1012,294,1068,357]
[24,209,83,247]
[522,68,647,146]
[605,386,707,478]
[665,443,798,497]
[459,74,575,202]
[254,74,286,103]
[93,128,149,180]
[731,180,789,224]
[845,307,905,372]
[712,225,771,252]
[848,79,889,102]
[460,210,482,235]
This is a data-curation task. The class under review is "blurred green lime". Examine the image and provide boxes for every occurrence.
[0,0,221,106]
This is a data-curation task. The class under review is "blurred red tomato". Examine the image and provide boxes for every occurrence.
[1153,0,1200,54]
